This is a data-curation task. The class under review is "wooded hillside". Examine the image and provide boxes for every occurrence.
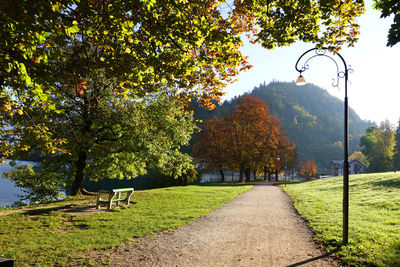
[193,81,373,169]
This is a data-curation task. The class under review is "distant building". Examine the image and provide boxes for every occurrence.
[331,159,366,176]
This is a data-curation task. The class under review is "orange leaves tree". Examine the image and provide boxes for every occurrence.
[194,95,295,182]
[193,116,228,182]
[300,159,317,180]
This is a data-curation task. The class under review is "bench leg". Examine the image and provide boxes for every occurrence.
[96,192,102,209]
[116,192,121,206]
[126,191,134,206]
[107,192,116,210]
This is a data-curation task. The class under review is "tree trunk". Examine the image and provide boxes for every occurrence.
[245,168,250,182]
[268,173,271,181]
[275,171,278,181]
[253,170,257,181]
[71,150,88,195]
[219,169,225,182]
[239,169,244,182]
[264,168,267,181]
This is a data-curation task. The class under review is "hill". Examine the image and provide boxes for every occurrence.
[193,81,373,169]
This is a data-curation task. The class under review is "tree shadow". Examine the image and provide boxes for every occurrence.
[372,178,400,189]
[23,204,74,215]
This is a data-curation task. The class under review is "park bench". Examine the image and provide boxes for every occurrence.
[96,188,134,210]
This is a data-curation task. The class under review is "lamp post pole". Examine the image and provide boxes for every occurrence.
[294,47,350,245]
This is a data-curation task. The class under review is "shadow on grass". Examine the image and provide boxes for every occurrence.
[372,178,400,189]
[24,204,74,216]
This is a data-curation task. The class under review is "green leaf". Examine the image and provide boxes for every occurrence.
[68,25,79,34]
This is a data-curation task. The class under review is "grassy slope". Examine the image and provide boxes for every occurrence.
[284,172,400,266]
[0,184,252,266]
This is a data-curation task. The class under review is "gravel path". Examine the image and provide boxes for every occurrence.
[95,184,338,266]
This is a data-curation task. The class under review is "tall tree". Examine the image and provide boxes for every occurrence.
[1,0,365,157]
[194,95,294,182]
[7,94,197,196]
[223,96,279,182]
[193,116,227,181]
[360,125,378,159]
[361,121,395,172]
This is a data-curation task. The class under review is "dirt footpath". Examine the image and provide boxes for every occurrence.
[97,185,338,266]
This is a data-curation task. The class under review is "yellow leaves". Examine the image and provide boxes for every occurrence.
[125,47,131,53]
[20,146,30,151]
[2,103,11,112]
[78,78,87,84]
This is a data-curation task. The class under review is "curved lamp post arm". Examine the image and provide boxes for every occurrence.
[294,47,350,89]
[294,47,351,246]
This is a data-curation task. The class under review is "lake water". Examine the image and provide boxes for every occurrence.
[0,160,35,207]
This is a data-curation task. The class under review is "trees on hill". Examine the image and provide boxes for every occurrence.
[192,82,372,169]
[194,96,295,182]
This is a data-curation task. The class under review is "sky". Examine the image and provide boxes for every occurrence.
[223,0,400,126]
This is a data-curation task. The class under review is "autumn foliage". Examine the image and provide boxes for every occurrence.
[194,96,295,182]
[300,159,317,180]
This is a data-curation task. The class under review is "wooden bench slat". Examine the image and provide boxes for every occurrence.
[112,188,134,193]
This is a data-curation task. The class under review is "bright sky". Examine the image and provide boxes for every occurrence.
[223,0,400,126]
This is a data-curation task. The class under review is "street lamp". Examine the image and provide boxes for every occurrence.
[294,47,350,245]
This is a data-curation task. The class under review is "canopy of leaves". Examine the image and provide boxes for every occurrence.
[361,121,395,172]
[374,0,400,46]
[6,94,197,199]
[194,95,295,181]
[349,151,368,167]
[1,0,365,158]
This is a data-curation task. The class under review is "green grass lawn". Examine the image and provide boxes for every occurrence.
[284,172,400,266]
[0,184,252,266]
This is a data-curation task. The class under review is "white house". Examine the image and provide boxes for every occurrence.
[331,159,366,176]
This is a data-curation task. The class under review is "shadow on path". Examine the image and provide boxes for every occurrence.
[287,248,340,267]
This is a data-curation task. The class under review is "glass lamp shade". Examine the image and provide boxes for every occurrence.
[295,74,306,86]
